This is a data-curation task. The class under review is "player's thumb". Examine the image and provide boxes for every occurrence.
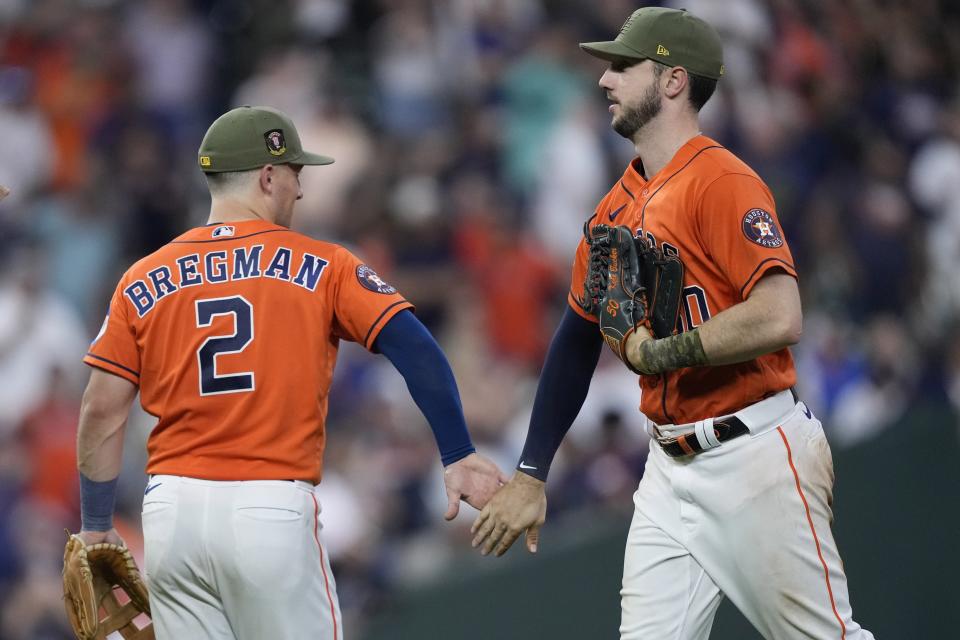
[526,525,541,554]
[444,490,461,521]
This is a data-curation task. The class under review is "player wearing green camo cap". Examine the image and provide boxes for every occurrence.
[473,7,875,640]
[198,105,335,172]
[579,6,724,80]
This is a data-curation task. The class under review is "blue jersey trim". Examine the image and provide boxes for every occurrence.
[739,258,796,299]
[364,300,411,349]
[171,229,289,244]
[85,353,140,378]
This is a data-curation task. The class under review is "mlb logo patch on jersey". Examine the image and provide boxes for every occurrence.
[356,265,397,294]
[741,209,783,248]
[212,225,235,238]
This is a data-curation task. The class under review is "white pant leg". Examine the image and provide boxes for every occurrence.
[677,406,874,640]
[621,443,723,640]
[621,509,723,640]
[210,480,343,640]
[142,476,235,639]
[143,477,343,640]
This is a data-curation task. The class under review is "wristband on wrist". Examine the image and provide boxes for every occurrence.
[634,327,708,374]
[79,472,118,532]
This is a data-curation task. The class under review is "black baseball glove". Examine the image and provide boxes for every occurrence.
[580,223,684,372]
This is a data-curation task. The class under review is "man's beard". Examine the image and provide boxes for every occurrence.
[612,82,662,140]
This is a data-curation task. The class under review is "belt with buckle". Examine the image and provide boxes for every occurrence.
[654,389,800,458]
[656,416,749,458]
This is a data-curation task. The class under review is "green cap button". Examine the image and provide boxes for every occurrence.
[198,106,335,173]
[580,7,724,80]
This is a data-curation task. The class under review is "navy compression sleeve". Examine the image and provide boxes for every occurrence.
[375,310,476,466]
[517,307,603,481]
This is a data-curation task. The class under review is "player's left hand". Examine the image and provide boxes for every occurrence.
[443,453,509,520]
[0,185,10,202]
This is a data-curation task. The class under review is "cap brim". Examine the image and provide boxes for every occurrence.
[296,151,335,166]
[579,40,646,63]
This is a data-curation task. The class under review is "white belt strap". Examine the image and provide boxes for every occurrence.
[693,417,721,450]
[648,388,797,439]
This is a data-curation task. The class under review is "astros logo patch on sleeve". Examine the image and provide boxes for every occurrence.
[356,265,397,294]
[741,208,783,248]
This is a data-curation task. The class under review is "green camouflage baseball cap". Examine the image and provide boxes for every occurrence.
[580,7,724,80]
[198,106,334,173]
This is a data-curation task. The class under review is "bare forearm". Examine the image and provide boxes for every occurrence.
[77,411,128,480]
[76,370,137,480]
[627,274,801,374]
[697,296,799,365]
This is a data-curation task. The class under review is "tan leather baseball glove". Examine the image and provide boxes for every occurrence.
[62,534,154,640]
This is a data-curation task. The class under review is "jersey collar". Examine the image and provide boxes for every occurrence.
[620,134,719,198]
[176,219,285,242]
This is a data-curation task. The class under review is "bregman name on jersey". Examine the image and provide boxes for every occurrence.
[125,245,329,317]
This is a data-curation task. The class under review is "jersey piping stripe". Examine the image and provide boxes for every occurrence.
[84,353,140,378]
[363,301,409,348]
[637,144,722,425]
[659,373,674,426]
[170,229,290,244]
[312,492,339,640]
[619,179,636,200]
[638,145,723,230]
[777,426,846,639]
[739,258,797,299]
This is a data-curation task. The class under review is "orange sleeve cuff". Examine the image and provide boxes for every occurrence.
[567,291,599,324]
[363,301,416,351]
[739,258,798,300]
[83,353,141,385]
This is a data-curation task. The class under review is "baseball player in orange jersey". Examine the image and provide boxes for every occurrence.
[73,106,506,639]
[472,8,875,640]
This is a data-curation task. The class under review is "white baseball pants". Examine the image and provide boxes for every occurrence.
[622,395,874,639]
[141,475,343,640]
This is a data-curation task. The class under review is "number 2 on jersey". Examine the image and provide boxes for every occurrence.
[195,296,255,395]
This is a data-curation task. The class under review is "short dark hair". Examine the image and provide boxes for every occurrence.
[687,72,718,112]
[204,169,258,196]
[652,61,718,112]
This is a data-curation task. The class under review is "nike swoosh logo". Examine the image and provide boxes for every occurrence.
[144,483,162,495]
[518,462,538,470]
[609,204,626,221]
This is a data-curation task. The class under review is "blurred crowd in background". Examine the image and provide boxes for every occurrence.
[1,0,960,637]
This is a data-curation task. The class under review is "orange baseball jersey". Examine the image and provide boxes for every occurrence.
[569,135,797,425]
[84,219,413,483]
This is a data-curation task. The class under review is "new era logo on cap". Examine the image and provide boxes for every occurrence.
[579,7,725,80]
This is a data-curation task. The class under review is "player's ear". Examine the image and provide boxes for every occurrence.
[259,165,274,193]
[663,66,687,100]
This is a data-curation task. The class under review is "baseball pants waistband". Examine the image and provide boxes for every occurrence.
[646,388,801,457]
[147,474,317,493]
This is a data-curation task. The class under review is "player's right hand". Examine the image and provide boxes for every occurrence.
[443,453,509,521]
[470,471,547,557]
[0,185,10,202]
